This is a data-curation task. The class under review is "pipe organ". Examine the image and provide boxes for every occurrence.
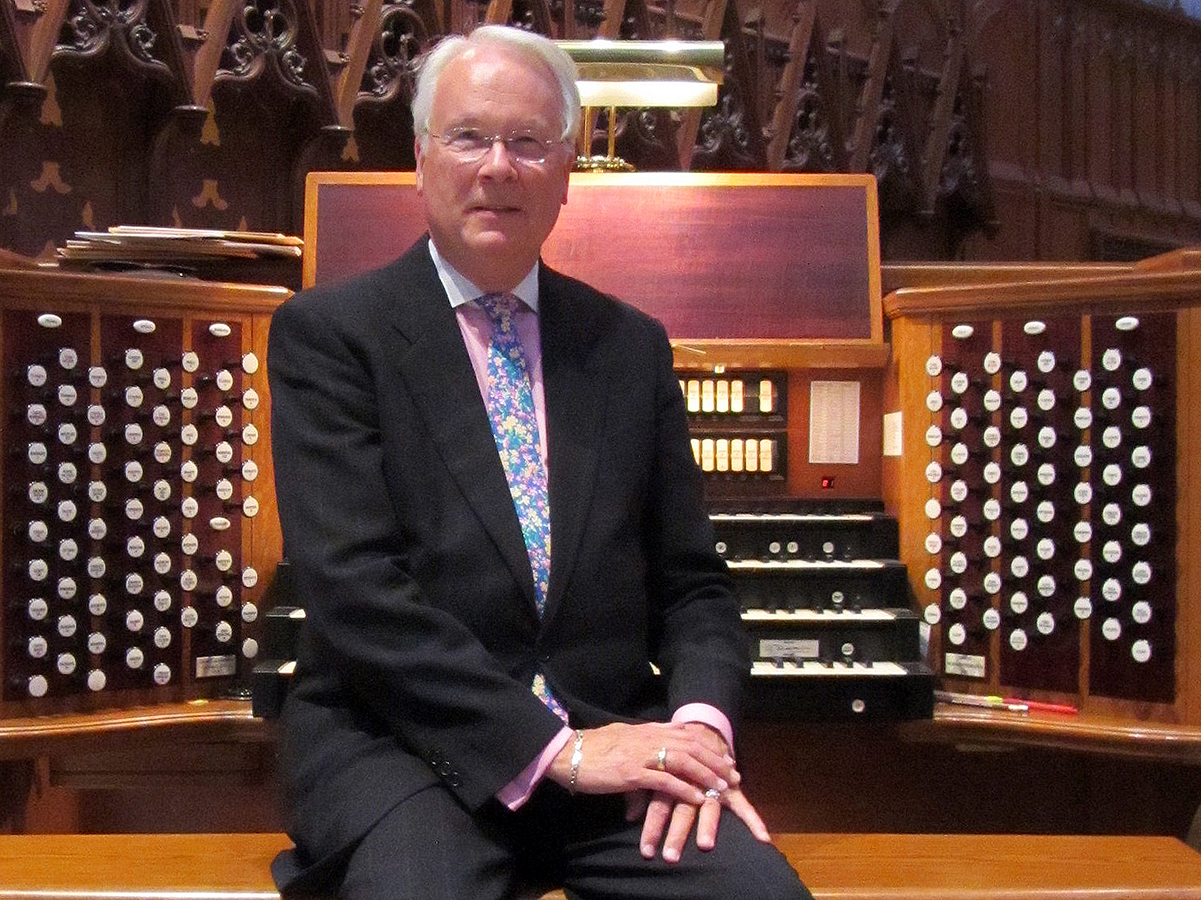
[884,264,1201,727]
[0,270,284,715]
[1,175,1200,762]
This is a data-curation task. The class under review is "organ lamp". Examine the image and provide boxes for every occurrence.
[555,39,724,171]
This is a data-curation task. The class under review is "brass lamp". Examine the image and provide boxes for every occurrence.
[556,40,725,171]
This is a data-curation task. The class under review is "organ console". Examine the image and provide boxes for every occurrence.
[2,174,1201,766]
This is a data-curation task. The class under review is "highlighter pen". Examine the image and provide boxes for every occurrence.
[1003,697,1079,715]
[934,690,1029,712]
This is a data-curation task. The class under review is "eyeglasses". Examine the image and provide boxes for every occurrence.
[428,127,565,164]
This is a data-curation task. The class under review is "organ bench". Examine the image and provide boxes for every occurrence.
[2,831,1201,900]
[5,176,1201,870]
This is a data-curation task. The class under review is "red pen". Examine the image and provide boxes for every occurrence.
[1003,697,1078,715]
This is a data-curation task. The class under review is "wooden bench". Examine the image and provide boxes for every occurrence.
[2,831,1201,900]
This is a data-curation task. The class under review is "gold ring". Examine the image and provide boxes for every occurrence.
[656,747,667,771]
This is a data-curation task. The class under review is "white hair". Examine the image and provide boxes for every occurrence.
[411,25,581,152]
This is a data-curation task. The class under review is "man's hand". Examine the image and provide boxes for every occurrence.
[546,721,737,806]
[546,721,771,863]
[628,785,771,863]
[625,723,771,862]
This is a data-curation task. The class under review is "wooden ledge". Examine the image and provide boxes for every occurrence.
[777,833,1201,900]
[0,266,289,313]
[6,701,1201,766]
[2,832,1201,900]
[882,267,1201,320]
[900,705,1201,765]
[671,339,890,371]
[0,700,266,761]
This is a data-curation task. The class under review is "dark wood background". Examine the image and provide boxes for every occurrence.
[1,0,1200,275]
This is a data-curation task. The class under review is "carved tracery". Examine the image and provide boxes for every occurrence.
[219,0,312,90]
[56,0,171,75]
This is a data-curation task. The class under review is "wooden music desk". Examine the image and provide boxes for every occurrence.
[1,831,1200,900]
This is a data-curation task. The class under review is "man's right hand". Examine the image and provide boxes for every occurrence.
[545,721,738,805]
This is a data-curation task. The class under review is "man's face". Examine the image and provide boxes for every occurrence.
[415,44,573,291]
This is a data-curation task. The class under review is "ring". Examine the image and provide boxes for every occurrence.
[656,747,667,771]
[704,788,723,801]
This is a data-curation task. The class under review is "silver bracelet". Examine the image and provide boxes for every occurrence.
[568,729,584,795]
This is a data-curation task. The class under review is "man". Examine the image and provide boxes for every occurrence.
[268,24,809,900]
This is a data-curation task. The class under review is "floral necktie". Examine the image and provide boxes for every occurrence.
[477,292,566,722]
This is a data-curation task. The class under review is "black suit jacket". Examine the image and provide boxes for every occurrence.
[267,238,746,890]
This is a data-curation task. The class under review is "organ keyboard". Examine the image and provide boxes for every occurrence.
[752,661,910,676]
[708,501,934,722]
[249,502,934,723]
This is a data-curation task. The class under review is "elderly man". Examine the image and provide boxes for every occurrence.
[267,23,809,900]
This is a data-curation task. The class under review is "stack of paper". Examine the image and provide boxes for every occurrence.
[57,226,303,266]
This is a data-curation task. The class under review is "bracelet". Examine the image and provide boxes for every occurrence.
[568,729,584,795]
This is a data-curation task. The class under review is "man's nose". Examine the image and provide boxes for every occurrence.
[478,139,519,176]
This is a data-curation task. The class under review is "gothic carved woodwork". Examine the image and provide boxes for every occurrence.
[215,0,330,103]
[0,0,1198,264]
[344,0,427,171]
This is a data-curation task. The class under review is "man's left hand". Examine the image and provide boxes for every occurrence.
[626,722,772,862]
[627,786,771,863]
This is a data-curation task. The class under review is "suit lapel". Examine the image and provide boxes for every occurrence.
[539,269,608,622]
[385,243,540,613]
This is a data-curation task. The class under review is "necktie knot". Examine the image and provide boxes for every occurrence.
[477,292,521,328]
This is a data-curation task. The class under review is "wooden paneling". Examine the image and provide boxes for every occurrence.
[0,1,1198,266]
[305,172,883,342]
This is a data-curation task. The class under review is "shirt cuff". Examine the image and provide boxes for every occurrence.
[496,725,575,811]
[672,702,734,755]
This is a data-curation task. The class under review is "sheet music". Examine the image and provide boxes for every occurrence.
[809,380,860,464]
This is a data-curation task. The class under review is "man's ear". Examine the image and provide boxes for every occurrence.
[414,138,425,193]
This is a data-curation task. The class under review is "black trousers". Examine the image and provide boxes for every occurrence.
[338,780,811,900]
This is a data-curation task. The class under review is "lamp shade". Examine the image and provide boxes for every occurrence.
[556,40,724,108]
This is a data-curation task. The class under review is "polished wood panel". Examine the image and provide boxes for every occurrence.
[0,832,288,898]
[0,700,265,762]
[304,172,884,343]
[775,833,1201,900]
[904,704,1201,764]
[1,832,1199,900]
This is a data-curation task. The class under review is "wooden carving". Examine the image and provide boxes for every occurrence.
[0,0,1198,263]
